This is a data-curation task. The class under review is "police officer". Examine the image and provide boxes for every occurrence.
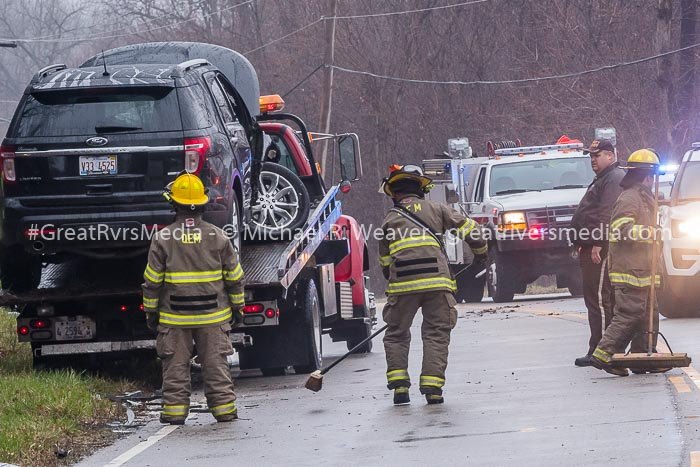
[570,139,625,367]
[378,165,487,405]
[590,149,663,376]
[142,173,245,424]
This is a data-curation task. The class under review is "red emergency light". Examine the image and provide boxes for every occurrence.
[243,304,264,314]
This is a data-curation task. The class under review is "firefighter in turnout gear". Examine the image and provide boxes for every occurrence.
[378,165,487,405]
[142,173,245,424]
[590,149,664,377]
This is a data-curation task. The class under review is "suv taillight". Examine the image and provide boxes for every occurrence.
[184,137,211,175]
[0,145,16,183]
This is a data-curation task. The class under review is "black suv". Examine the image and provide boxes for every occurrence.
[0,50,258,291]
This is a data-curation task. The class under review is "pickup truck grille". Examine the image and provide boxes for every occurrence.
[526,206,577,229]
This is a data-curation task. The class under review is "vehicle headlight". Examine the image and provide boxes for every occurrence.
[499,211,527,232]
[674,217,700,238]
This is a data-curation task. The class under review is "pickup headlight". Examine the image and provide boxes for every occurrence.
[674,217,700,238]
[498,211,527,232]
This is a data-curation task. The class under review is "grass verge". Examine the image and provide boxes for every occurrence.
[0,309,132,466]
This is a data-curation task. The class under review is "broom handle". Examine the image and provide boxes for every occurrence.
[321,324,388,375]
[648,173,660,356]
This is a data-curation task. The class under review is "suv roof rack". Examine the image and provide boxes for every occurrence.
[31,64,67,83]
[494,142,583,156]
[171,59,211,78]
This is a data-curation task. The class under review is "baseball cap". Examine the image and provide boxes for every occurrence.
[583,139,615,155]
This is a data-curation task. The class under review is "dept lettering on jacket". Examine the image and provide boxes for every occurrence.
[401,200,422,212]
[181,232,202,244]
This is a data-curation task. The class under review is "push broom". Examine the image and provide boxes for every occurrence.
[609,168,691,370]
[305,324,388,392]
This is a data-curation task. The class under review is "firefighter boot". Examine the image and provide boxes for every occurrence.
[160,414,186,425]
[425,394,444,405]
[591,349,629,377]
[393,387,410,405]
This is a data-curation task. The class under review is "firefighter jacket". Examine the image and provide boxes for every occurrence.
[142,214,245,327]
[379,195,487,296]
[608,182,660,288]
[570,162,625,247]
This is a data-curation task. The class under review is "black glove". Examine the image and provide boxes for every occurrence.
[146,312,159,333]
[473,254,487,268]
[230,307,244,326]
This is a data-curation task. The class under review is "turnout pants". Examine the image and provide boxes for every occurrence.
[595,286,659,359]
[383,290,458,395]
[579,246,615,355]
[156,323,237,421]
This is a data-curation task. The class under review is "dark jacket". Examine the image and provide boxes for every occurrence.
[608,182,660,288]
[378,195,487,295]
[570,162,625,247]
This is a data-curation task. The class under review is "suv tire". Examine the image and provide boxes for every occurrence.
[487,247,515,302]
[250,162,310,240]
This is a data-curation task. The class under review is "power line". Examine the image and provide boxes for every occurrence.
[329,41,700,85]
[243,18,323,55]
[283,64,324,98]
[333,0,490,19]
[0,0,253,43]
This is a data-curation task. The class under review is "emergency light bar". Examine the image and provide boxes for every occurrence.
[494,142,584,156]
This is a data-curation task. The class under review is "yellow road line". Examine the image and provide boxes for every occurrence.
[669,376,692,393]
[691,451,700,467]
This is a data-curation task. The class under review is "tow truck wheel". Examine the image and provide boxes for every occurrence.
[345,305,373,353]
[487,248,515,303]
[454,266,485,303]
[250,163,310,239]
[293,278,323,374]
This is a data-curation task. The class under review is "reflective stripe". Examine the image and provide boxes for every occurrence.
[395,387,409,394]
[472,244,488,255]
[143,297,159,308]
[609,272,660,288]
[379,255,391,267]
[159,308,232,326]
[223,264,244,282]
[419,375,445,388]
[457,219,477,238]
[164,270,223,284]
[387,277,456,295]
[387,369,410,382]
[610,216,635,231]
[144,264,164,283]
[229,293,244,306]
[162,404,188,416]
[389,236,441,255]
[210,401,237,416]
[592,348,612,363]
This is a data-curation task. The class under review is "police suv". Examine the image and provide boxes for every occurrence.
[423,138,594,302]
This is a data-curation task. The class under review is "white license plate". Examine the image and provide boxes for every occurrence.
[55,318,94,341]
[556,215,573,222]
[79,155,117,176]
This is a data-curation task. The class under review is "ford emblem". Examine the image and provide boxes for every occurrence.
[86,136,108,147]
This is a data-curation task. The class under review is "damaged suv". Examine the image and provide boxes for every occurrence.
[0,42,309,292]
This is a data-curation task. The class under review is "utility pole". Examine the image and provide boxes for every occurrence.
[318,0,338,182]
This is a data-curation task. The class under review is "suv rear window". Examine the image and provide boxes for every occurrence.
[10,86,182,137]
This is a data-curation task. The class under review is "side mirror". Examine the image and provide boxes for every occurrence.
[338,134,362,182]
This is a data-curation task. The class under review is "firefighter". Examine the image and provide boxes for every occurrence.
[590,149,663,376]
[142,172,245,424]
[378,165,487,405]
[570,139,625,367]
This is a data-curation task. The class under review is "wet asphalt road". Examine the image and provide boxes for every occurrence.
[80,294,700,467]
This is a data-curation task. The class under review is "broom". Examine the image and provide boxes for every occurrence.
[609,170,691,370]
[305,324,388,392]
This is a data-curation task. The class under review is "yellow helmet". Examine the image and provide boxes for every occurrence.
[623,149,660,170]
[164,173,209,206]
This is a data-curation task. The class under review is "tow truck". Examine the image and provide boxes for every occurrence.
[5,44,376,374]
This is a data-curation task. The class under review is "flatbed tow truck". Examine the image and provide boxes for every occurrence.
[4,43,376,375]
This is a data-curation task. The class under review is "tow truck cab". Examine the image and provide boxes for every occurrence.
[423,137,594,303]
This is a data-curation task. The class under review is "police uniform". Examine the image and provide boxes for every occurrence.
[142,174,245,424]
[378,166,487,404]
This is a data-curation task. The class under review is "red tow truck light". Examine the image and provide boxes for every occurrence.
[264,308,276,319]
[30,319,50,329]
[119,305,129,312]
[17,325,29,336]
[243,304,264,314]
[139,304,144,312]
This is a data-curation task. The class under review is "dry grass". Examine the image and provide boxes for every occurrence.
[0,309,133,466]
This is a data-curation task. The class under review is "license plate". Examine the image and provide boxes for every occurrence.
[556,215,573,222]
[79,155,117,176]
[55,317,94,341]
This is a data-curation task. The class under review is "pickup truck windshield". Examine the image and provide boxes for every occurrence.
[677,161,700,201]
[489,158,594,196]
[11,86,181,137]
